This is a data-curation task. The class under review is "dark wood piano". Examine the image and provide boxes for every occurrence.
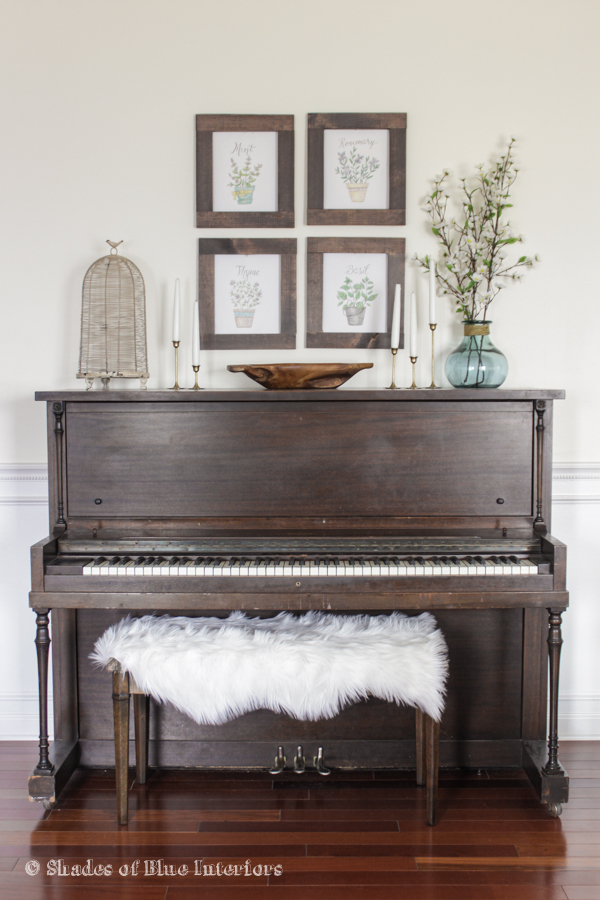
[28,388,569,815]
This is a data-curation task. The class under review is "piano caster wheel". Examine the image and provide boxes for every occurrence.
[41,798,56,811]
[314,746,331,776]
[546,801,563,818]
[269,746,286,775]
[294,746,306,774]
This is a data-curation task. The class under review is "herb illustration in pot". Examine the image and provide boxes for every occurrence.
[337,275,377,326]
[230,279,262,328]
[228,155,262,205]
[335,147,380,202]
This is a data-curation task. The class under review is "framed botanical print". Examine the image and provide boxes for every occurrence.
[306,237,405,349]
[198,238,297,350]
[196,115,294,228]
[307,113,406,225]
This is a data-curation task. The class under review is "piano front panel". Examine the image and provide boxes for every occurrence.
[64,400,534,519]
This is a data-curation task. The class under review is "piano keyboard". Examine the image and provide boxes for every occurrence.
[81,555,541,577]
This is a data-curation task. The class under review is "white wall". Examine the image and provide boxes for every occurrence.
[0,0,599,738]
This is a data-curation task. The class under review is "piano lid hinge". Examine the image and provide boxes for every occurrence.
[533,400,547,533]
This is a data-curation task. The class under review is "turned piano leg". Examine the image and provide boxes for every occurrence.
[34,610,54,778]
[543,608,565,816]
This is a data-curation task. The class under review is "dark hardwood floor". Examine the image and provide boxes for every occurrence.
[1,741,599,898]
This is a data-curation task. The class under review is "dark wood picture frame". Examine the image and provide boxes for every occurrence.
[307,113,406,226]
[196,115,294,228]
[307,237,405,349]
[198,238,297,350]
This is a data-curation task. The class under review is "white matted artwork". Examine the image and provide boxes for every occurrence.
[323,129,389,210]
[322,253,388,333]
[212,132,278,213]
[214,254,281,335]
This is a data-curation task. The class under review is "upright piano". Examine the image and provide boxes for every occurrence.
[28,388,569,815]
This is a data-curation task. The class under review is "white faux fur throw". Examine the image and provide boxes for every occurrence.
[91,611,448,725]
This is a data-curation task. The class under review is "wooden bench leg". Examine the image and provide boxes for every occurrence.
[425,713,440,826]
[134,694,149,785]
[415,708,426,787]
[112,670,130,826]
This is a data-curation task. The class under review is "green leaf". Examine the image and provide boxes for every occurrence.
[518,256,527,263]
[432,227,440,236]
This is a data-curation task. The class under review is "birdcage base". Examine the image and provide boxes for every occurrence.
[77,373,149,391]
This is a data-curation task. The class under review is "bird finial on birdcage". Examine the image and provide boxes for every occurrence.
[106,240,123,255]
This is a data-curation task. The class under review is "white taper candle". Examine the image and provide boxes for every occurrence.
[410,291,418,357]
[192,301,200,365]
[429,262,437,325]
[391,284,401,349]
[172,279,181,342]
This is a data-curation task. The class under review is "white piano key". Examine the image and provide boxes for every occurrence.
[292,561,302,576]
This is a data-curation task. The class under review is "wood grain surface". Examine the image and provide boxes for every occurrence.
[3,741,599,899]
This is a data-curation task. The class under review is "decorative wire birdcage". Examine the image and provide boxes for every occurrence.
[77,241,149,389]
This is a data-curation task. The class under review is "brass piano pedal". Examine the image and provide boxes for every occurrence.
[293,745,305,774]
[313,746,331,776]
[269,746,286,775]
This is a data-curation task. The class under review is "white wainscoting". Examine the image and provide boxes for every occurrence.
[1,462,599,740]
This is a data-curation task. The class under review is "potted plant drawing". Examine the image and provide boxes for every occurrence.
[337,275,377,326]
[230,279,262,328]
[228,155,262,205]
[335,147,380,202]
[415,137,537,388]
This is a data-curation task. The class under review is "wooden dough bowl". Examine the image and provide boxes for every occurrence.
[227,362,373,390]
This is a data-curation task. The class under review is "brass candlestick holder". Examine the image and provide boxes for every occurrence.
[428,324,440,389]
[386,348,399,390]
[171,341,180,390]
[192,364,203,390]
[410,356,418,390]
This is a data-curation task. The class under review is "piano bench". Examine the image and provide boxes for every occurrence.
[99,612,447,827]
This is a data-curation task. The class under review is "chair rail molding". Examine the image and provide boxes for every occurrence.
[0,464,48,506]
[552,462,600,503]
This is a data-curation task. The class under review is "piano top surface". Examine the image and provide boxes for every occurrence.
[35,388,566,402]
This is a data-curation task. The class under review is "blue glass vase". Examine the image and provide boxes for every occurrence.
[445,321,508,389]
